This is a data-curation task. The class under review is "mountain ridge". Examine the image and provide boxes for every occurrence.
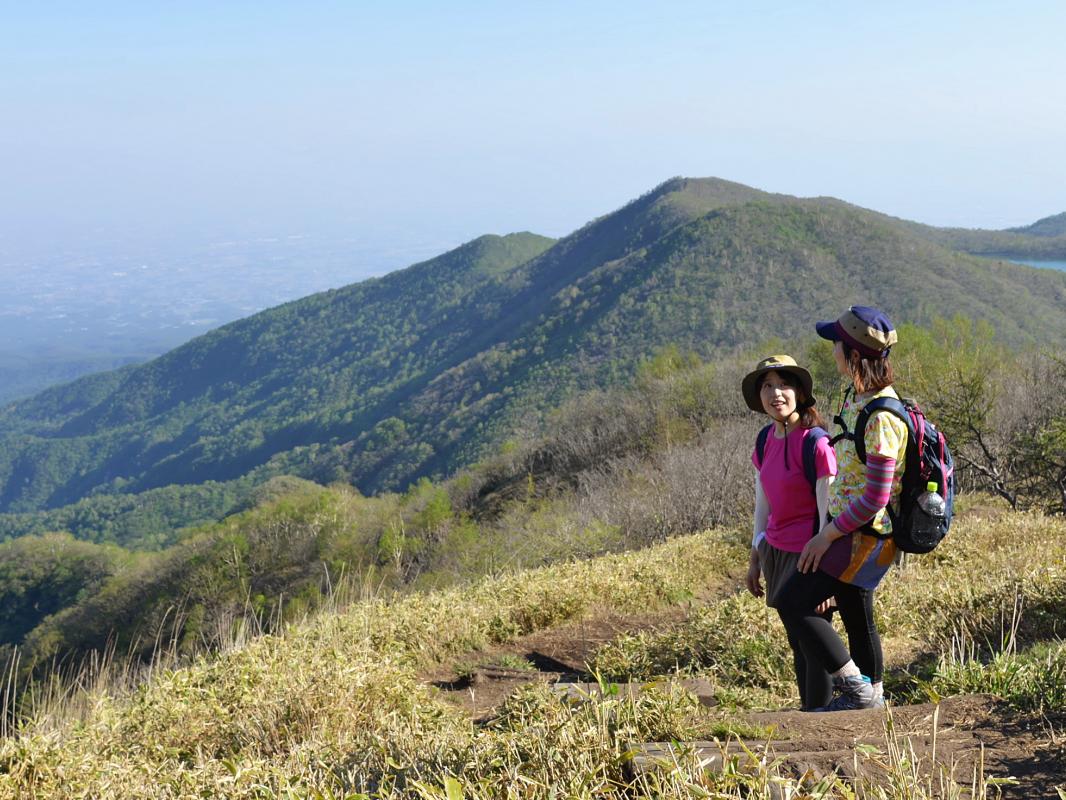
[395,197,1066,478]
[1007,211,1066,238]
[1,177,1065,516]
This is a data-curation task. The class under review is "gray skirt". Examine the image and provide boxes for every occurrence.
[757,538,803,609]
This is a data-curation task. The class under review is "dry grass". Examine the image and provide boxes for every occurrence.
[1,505,1065,798]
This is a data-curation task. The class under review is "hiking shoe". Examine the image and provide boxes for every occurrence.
[814,674,877,711]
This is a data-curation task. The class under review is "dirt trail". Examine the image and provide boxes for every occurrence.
[424,596,1065,798]
[423,568,741,718]
[423,606,690,718]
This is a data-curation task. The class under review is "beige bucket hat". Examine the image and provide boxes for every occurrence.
[741,354,815,413]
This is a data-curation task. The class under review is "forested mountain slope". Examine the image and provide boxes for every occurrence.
[1008,211,1066,238]
[0,232,554,511]
[1,178,1064,515]
[0,179,765,511]
[359,197,1066,482]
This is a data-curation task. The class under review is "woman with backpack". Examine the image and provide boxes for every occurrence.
[776,305,907,711]
[742,354,838,711]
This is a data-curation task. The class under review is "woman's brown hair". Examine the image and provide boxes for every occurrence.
[842,343,895,394]
[756,370,826,429]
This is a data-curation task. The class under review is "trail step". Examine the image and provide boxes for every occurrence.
[630,734,983,782]
[629,696,1002,786]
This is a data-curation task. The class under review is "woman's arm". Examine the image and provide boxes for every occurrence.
[813,474,837,610]
[834,409,906,533]
[798,458,894,573]
[833,454,897,533]
[815,474,833,528]
[753,473,769,548]
[747,473,768,597]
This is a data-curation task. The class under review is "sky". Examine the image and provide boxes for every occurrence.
[3,1,1065,265]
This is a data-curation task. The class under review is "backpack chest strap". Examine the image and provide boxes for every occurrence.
[828,413,851,448]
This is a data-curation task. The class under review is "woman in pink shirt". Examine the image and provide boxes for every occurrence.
[742,355,837,710]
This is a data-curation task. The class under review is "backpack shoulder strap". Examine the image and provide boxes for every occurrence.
[754,424,773,468]
[853,396,914,463]
[802,426,829,491]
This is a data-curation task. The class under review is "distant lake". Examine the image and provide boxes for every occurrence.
[1006,258,1066,272]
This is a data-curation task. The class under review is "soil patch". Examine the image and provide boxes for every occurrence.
[424,606,691,720]
[423,568,741,720]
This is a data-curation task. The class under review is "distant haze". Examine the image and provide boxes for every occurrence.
[0,234,453,403]
[2,3,1065,399]
[3,2,1065,260]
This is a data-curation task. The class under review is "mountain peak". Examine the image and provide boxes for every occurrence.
[646,175,773,207]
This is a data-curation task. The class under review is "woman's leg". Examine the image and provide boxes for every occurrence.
[775,570,851,673]
[803,608,835,708]
[777,570,880,710]
[777,611,831,709]
[835,585,882,684]
[778,614,810,707]
[764,544,835,709]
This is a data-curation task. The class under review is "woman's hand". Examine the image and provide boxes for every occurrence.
[745,548,763,598]
[799,520,844,574]
[815,596,836,615]
[798,530,834,574]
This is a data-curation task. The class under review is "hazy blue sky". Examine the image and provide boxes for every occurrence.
[3,1,1065,262]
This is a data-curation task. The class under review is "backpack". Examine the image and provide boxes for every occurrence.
[832,390,956,554]
[755,424,830,536]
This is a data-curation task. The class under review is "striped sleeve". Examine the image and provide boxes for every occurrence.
[834,454,897,533]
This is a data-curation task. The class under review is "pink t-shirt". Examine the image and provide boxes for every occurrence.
[752,426,837,553]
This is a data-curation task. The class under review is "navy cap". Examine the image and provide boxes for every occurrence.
[816,305,897,358]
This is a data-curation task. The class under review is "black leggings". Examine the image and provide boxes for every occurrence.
[778,608,833,710]
[776,569,882,683]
